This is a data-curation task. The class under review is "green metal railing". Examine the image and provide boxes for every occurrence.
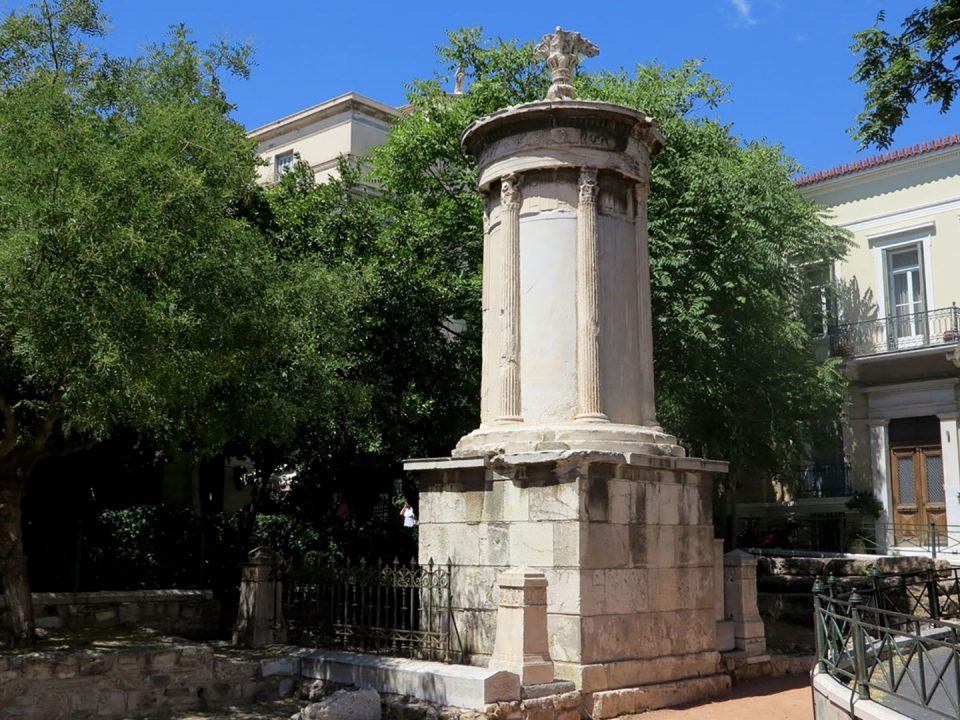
[850,521,960,559]
[814,573,960,718]
[283,557,459,663]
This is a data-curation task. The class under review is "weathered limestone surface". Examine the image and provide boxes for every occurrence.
[299,648,520,710]
[723,550,767,658]
[488,568,554,685]
[455,97,675,459]
[411,451,725,697]
[233,547,287,648]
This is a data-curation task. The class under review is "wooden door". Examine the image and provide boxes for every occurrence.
[891,446,946,545]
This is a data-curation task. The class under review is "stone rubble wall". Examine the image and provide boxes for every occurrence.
[0,590,219,637]
[0,645,296,719]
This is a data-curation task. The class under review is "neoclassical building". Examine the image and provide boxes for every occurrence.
[793,136,960,552]
[248,92,401,185]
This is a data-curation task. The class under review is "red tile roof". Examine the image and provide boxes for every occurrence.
[795,133,960,187]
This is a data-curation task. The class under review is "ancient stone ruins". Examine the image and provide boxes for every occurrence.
[404,26,766,719]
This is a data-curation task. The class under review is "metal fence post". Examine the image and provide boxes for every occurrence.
[927,562,941,621]
[849,591,871,700]
[813,577,827,672]
[931,521,938,559]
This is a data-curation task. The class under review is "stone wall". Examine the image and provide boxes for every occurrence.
[0,590,219,637]
[0,645,296,719]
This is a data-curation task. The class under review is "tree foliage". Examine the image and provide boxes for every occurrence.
[852,1,960,148]
[0,0,357,645]
[279,29,851,497]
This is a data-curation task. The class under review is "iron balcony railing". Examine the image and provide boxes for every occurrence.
[798,462,853,498]
[829,303,960,358]
[814,570,960,719]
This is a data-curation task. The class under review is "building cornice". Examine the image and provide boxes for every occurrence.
[247,92,401,143]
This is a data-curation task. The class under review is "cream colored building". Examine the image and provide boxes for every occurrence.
[795,136,960,552]
[248,92,401,185]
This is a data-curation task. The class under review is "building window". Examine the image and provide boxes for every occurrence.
[885,244,926,338]
[274,151,295,181]
[801,262,835,337]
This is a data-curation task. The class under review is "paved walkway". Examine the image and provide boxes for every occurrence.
[638,675,812,720]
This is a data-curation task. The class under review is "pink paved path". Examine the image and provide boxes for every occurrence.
[638,675,813,720]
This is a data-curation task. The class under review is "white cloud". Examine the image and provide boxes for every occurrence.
[730,0,757,26]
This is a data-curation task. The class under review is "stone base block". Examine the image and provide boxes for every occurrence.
[583,673,731,718]
[716,621,735,652]
[299,648,520,710]
[453,423,685,458]
[720,650,773,681]
[559,651,720,693]
[521,680,577,700]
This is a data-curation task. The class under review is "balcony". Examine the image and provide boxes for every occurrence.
[829,304,960,359]
[798,462,852,498]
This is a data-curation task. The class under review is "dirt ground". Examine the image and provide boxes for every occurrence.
[638,674,813,720]
[123,698,303,720]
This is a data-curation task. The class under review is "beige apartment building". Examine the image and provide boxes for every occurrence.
[780,136,960,553]
[248,92,400,185]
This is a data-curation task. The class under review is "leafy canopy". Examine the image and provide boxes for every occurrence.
[852,1,960,148]
[340,29,850,487]
[0,0,358,465]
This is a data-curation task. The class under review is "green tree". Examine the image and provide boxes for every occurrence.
[277,29,850,513]
[852,2,960,148]
[0,1,357,646]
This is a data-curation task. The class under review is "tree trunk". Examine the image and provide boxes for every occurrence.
[0,463,34,647]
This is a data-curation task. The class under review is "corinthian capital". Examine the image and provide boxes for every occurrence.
[579,168,599,204]
[501,173,522,207]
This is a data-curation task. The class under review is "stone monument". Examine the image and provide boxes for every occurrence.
[405,27,731,717]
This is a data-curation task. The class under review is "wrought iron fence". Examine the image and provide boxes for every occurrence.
[850,521,960,559]
[829,303,960,358]
[283,556,459,662]
[814,577,960,718]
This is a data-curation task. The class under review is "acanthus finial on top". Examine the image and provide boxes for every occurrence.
[533,26,599,101]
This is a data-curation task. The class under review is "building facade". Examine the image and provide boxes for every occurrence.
[795,137,960,552]
[248,92,400,185]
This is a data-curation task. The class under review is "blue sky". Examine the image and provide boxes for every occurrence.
[5,0,957,175]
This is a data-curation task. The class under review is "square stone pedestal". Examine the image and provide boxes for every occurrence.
[405,449,731,715]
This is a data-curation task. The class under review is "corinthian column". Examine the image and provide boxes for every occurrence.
[635,182,658,428]
[497,174,523,424]
[576,168,607,422]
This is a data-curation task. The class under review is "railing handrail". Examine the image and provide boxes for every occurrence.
[829,302,960,358]
[833,302,959,332]
[814,582,960,719]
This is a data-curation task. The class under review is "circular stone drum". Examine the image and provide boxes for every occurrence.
[455,100,682,458]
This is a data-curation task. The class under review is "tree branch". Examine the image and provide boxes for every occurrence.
[0,394,17,458]
[31,392,61,452]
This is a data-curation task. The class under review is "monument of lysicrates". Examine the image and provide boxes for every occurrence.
[405,27,732,717]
